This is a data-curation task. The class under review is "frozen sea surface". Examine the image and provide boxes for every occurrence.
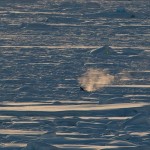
[0,0,150,150]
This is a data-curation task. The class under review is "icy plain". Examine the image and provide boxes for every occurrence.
[0,0,150,150]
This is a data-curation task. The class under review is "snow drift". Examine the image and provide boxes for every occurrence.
[22,142,60,150]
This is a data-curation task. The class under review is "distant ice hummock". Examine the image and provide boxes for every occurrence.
[90,45,117,56]
[116,6,127,13]
[115,6,135,18]
[22,142,59,150]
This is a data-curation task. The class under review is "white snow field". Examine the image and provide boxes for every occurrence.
[0,0,150,150]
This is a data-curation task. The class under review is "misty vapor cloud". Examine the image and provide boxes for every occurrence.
[78,68,114,92]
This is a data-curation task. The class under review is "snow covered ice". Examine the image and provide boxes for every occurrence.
[0,0,150,150]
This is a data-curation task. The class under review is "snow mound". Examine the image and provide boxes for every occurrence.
[20,23,51,30]
[108,140,136,146]
[22,142,60,150]
[46,16,80,24]
[116,6,127,13]
[76,121,106,129]
[123,113,150,127]
[122,48,143,55]
[139,50,150,58]
[115,6,135,18]
[90,45,117,56]
[84,6,135,19]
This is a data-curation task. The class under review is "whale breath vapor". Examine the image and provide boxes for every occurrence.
[78,68,114,92]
